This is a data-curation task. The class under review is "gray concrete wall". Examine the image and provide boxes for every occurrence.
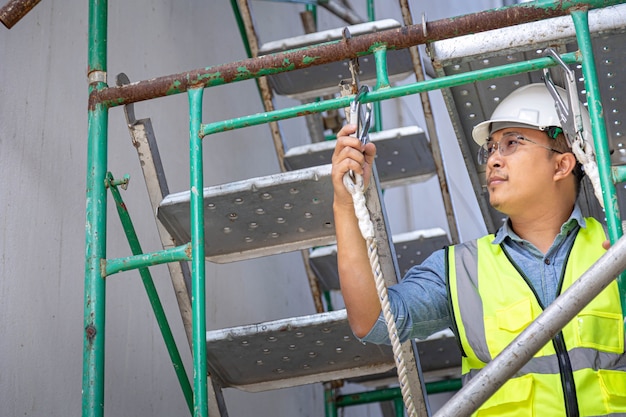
[0,1,499,416]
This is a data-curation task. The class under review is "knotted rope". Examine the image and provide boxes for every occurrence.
[571,134,604,209]
[343,171,418,417]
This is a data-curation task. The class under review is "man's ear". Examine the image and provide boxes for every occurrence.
[554,152,577,181]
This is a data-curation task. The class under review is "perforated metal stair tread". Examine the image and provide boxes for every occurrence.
[429,4,626,229]
[157,165,335,263]
[205,309,460,392]
[285,126,436,187]
[309,228,450,291]
[259,19,413,99]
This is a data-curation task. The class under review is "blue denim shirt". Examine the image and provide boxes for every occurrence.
[362,205,588,344]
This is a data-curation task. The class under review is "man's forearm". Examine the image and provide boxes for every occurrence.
[334,202,382,338]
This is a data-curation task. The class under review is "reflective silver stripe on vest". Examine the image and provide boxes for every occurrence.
[463,347,626,381]
[454,241,492,364]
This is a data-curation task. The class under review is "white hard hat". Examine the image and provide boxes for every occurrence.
[471,83,592,146]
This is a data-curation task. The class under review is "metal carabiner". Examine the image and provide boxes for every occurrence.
[349,85,373,145]
[543,48,584,147]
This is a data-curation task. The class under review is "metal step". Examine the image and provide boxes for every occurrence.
[157,126,437,264]
[259,19,414,100]
[205,309,460,392]
[309,228,450,291]
[284,126,436,187]
[428,4,626,232]
[157,165,335,263]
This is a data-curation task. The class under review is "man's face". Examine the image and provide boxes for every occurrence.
[484,127,559,216]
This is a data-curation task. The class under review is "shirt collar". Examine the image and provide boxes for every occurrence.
[492,204,586,245]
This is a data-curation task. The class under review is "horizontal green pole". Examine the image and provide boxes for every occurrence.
[335,379,462,408]
[202,52,579,136]
[104,244,192,277]
[106,173,194,414]
[613,166,626,184]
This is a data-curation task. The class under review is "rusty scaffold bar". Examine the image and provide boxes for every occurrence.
[89,0,625,109]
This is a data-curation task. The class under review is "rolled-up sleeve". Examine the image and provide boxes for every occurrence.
[361,248,452,344]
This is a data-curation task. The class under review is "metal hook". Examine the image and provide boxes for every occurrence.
[542,48,583,147]
[350,85,373,145]
[343,26,361,94]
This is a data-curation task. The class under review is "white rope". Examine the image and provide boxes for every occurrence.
[343,171,418,417]
[571,134,604,209]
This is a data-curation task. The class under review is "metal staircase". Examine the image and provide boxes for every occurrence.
[83,2,626,417]
[123,100,456,416]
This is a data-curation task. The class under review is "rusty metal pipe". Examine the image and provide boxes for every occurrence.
[0,0,40,29]
[91,1,620,109]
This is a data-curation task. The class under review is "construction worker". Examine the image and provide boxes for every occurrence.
[331,83,626,416]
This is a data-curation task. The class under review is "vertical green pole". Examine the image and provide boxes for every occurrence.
[188,87,208,417]
[374,47,390,90]
[230,0,253,59]
[366,0,375,23]
[570,9,626,320]
[83,1,108,417]
[394,398,405,417]
[305,3,317,28]
[325,386,338,417]
[367,0,383,132]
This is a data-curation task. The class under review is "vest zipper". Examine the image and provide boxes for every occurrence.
[501,245,580,417]
[552,332,579,417]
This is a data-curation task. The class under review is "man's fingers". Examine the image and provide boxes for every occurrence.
[337,123,357,138]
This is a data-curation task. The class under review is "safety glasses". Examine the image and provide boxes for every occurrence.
[477,132,563,165]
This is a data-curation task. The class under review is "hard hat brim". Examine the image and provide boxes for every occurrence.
[471,120,492,146]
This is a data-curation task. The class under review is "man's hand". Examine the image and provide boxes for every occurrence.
[331,123,377,207]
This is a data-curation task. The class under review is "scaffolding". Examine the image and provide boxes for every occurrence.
[82,1,626,416]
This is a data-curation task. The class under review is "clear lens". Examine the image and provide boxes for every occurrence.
[477,134,519,164]
[477,142,495,165]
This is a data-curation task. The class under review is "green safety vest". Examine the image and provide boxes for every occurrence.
[446,218,626,416]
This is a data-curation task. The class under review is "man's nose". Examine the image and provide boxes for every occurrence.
[487,147,504,167]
